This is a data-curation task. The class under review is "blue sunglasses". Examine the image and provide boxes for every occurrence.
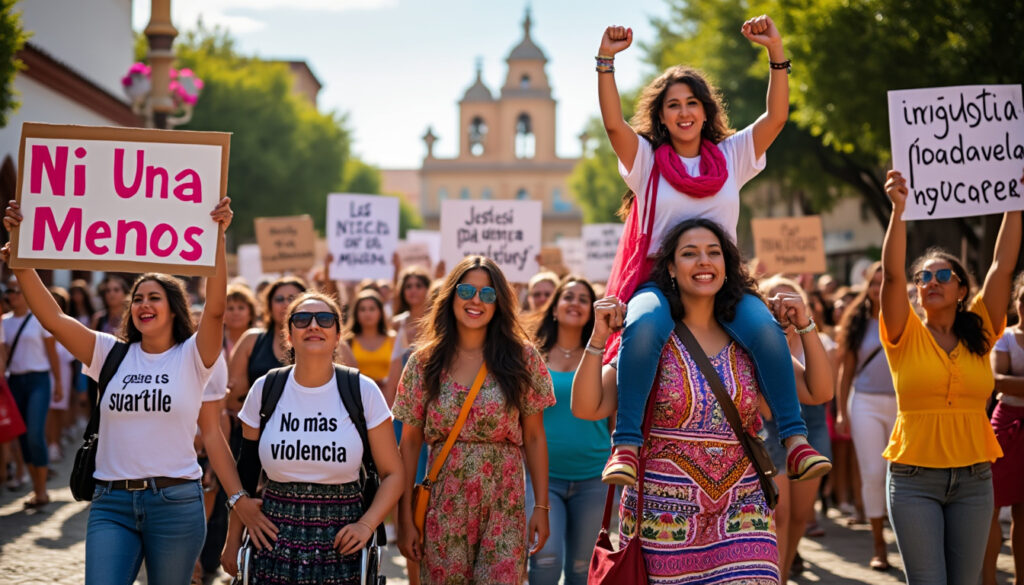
[913,268,959,286]
[456,283,497,304]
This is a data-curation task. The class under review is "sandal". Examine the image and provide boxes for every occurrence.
[786,443,832,481]
[601,448,639,486]
[870,556,891,571]
[23,495,50,510]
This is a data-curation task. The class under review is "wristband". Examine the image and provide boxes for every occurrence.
[534,504,551,511]
[226,488,249,511]
[769,59,792,74]
[794,318,816,335]
[585,343,605,356]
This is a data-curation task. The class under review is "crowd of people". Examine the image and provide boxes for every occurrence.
[0,13,1022,585]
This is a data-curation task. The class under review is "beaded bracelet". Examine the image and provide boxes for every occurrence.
[595,55,615,73]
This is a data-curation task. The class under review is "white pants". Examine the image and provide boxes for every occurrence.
[849,391,898,519]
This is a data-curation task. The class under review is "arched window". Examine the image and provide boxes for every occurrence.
[482,188,493,200]
[468,116,487,157]
[520,74,531,88]
[515,113,535,159]
[460,187,471,199]
[516,188,529,200]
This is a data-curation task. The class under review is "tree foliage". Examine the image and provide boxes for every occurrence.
[0,0,28,128]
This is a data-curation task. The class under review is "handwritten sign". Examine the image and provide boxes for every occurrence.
[326,193,398,281]
[750,216,826,274]
[888,85,1024,220]
[406,229,442,268]
[556,237,586,276]
[10,123,229,276]
[254,215,315,273]
[395,241,432,271]
[582,223,624,282]
[440,200,541,283]
[539,246,568,276]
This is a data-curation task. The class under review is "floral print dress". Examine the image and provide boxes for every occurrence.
[393,346,555,584]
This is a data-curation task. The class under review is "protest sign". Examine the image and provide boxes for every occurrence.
[888,84,1024,220]
[440,200,541,283]
[538,246,568,276]
[582,223,624,282]
[556,237,585,275]
[406,229,442,268]
[10,123,229,276]
[236,243,279,288]
[326,193,399,281]
[751,216,827,274]
[254,215,315,273]
[396,241,432,272]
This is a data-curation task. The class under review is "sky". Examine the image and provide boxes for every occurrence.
[131,0,672,169]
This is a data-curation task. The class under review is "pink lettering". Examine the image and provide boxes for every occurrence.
[149,224,177,257]
[146,165,169,199]
[29,145,68,196]
[179,226,204,261]
[32,206,82,251]
[115,220,147,255]
[85,221,111,254]
[114,149,144,199]
[173,169,202,203]
[73,147,87,196]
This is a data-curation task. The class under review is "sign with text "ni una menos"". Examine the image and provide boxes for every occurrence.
[10,123,229,276]
[441,200,541,283]
[888,84,1024,220]
[326,193,399,281]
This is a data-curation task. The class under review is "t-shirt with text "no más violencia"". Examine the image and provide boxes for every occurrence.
[238,369,391,485]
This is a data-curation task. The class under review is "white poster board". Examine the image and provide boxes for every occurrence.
[326,193,399,281]
[236,243,279,289]
[557,237,586,276]
[440,200,541,283]
[406,229,442,268]
[395,241,432,272]
[888,84,1024,220]
[12,123,229,276]
[582,223,624,282]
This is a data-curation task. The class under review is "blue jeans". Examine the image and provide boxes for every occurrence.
[526,474,607,585]
[614,283,807,446]
[887,461,994,585]
[8,371,52,467]
[85,480,207,585]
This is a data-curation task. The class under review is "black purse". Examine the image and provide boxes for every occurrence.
[70,341,130,502]
[674,322,780,509]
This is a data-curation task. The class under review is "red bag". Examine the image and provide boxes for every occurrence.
[588,382,659,584]
[0,377,26,443]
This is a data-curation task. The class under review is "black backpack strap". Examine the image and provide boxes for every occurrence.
[334,364,386,544]
[84,341,130,439]
[259,366,294,437]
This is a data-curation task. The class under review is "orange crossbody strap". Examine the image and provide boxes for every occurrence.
[424,364,488,484]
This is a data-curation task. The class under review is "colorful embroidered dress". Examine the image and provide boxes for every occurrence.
[394,346,555,584]
[619,334,778,584]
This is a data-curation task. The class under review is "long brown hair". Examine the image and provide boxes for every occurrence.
[394,267,431,316]
[531,275,596,357]
[837,261,882,360]
[261,276,308,333]
[619,66,733,220]
[415,256,532,412]
[345,290,389,340]
[121,273,195,344]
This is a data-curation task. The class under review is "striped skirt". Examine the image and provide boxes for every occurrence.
[252,480,362,585]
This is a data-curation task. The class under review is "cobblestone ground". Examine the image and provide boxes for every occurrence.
[0,452,1016,584]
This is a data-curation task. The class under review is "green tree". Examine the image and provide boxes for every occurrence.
[0,0,28,128]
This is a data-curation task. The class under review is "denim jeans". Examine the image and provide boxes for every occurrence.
[614,282,807,446]
[8,371,52,467]
[526,474,607,585]
[887,461,994,585]
[85,480,206,585]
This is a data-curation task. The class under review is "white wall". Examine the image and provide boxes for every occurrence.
[18,0,134,98]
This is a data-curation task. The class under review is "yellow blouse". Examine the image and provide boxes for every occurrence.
[351,336,395,382]
[880,293,1004,467]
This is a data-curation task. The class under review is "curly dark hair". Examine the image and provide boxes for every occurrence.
[618,66,734,220]
[837,262,883,359]
[910,248,989,356]
[345,290,389,340]
[120,274,194,344]
[415,256,533,412]
[531,275,597,357]
[651,218,759,323]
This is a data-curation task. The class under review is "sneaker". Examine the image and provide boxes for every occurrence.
[48,444,63,463]
[601,448,639,486]
[786,444,832,481]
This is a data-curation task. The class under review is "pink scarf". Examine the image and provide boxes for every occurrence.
[602,139,728,364]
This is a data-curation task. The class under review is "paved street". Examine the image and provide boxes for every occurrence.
[0,452,1017,584]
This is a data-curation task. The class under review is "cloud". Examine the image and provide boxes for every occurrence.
[133,0,397,34]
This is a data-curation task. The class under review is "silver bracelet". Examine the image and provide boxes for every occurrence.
[584,343,605,356]
[794,319,817,335]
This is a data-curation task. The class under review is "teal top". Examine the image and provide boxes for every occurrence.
[544,369,611,481]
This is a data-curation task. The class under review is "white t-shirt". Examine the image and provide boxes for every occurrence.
[994,328,1024,406]
[238,368,391,484]
[49,343,75,410]
[619,126,766,255]
[3,312,53,373]
[83,332,219,481]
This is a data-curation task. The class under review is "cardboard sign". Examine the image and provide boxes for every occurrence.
[556,237,586,276]
[888,85,1024,220]
[582,223,624,282]
[395,241,432,271]
[538,246,568,276]
[406,229,442,268]
[440,200,541,283]
[10,123,229,276]
[254,215,315,273]
[326,193,399,281]
[750,216,827,274]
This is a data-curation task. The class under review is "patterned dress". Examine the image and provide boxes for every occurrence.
[393,346,555,584]
[619,334,778,584]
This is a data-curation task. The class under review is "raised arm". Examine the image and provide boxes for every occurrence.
[196,197,232,368]
[571,296,624,420]
[1,202,96,365]
[880,170,911,344]
[597,26,640,172]
[770,292,834,405]
[979,173,1023,326]
[743,15,789,159]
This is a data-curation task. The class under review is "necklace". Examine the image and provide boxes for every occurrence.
[554,343,580,359]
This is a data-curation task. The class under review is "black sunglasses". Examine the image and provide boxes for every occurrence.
[913,269,959,286]
[289,311,339,329]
